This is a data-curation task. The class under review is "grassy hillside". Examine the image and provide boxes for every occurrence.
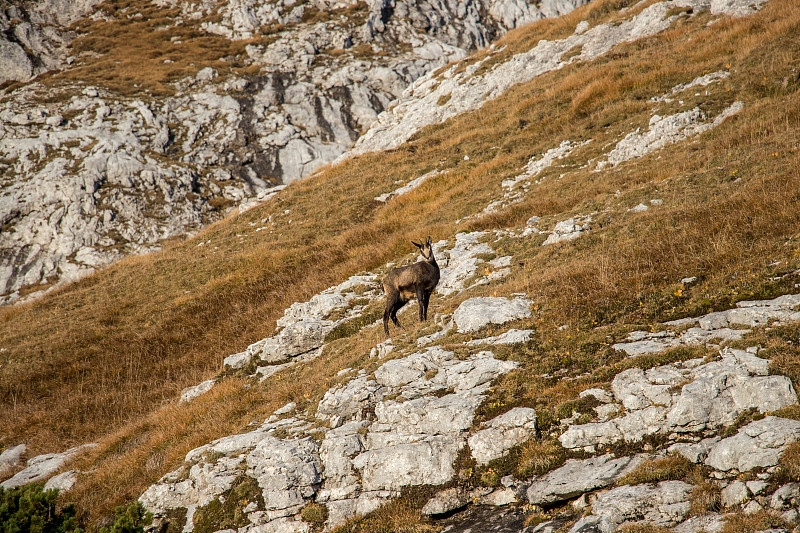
[2,0,800,526]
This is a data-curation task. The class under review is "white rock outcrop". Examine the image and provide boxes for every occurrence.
[453,296,532,333]
[559,349,798,450]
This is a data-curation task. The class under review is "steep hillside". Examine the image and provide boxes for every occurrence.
[0,0,586,304]
[2,0,800,531]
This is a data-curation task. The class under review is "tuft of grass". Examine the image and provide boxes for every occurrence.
[776,441,800,482]
[301,502,329,524]
[719,509,787,533]
[617,455,693,486]
[515,439,566,479]
[331,486,439,533]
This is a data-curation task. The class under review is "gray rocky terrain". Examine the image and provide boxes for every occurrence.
[0,0,588,303]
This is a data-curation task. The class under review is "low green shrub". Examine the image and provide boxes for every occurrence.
[0,483,82,533]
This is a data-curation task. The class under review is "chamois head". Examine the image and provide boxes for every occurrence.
[411,236,434,262]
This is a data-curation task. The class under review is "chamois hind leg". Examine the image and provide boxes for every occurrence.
[383,292,399,336]
[391,298,406,328]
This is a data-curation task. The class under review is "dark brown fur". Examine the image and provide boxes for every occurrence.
[382,236,440,336]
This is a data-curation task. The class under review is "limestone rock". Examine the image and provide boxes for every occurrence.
[453,296,532,333]
[0,444,26,477]
[704,417,800,472]
[526,454,647,505]
[669,436,721,463]
[771,483,800,510]
[246,437,322,513]
[316,376,387,428]
[179,379,216,403]
[348,1,688,158]
[599,103,743,169]
[469,407,537,464]
[435,232,494,296]
[543,218,591,245]
[580,388,614,404]
[466,329,534,346]
[43,470,78,492]
[353,435,462,491]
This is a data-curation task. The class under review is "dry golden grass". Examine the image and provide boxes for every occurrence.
[515,439,566,479]
[331,487,440,533]
[720,510,788,533]
[2,0,800,526]
[777,441,800,481]
[617,455,693,486]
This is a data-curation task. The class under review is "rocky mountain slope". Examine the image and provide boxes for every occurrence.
[2,0,800,532]
[0,0,587,304]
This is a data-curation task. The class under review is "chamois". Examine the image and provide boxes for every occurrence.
[382,236,440,337]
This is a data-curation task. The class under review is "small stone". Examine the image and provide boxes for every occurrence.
[275,402,297,415]
[742,499,762,514]
[782,508,799,524]
[721,480,748,507]
[580,388,613,403]
[421,487,468,515]
[179,379,215,403]
[223,351,251,370]
[572,493,591,510]
[771,483,800,510]
[746,480,768,495]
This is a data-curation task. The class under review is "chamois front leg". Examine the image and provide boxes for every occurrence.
[422,291,431,321]
[416,287,426,321]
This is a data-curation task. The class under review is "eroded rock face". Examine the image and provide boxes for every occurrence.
[572,481,694,532]
[345,0,734,158]
[704,417,800,472]
[0,0,101,84]
[141,338,520,531]
[469,407,537,465]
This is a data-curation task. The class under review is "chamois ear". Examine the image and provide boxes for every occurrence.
[411,240,422,248]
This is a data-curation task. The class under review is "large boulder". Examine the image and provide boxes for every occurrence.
[526,454,647,506]
[453,297,532,333]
